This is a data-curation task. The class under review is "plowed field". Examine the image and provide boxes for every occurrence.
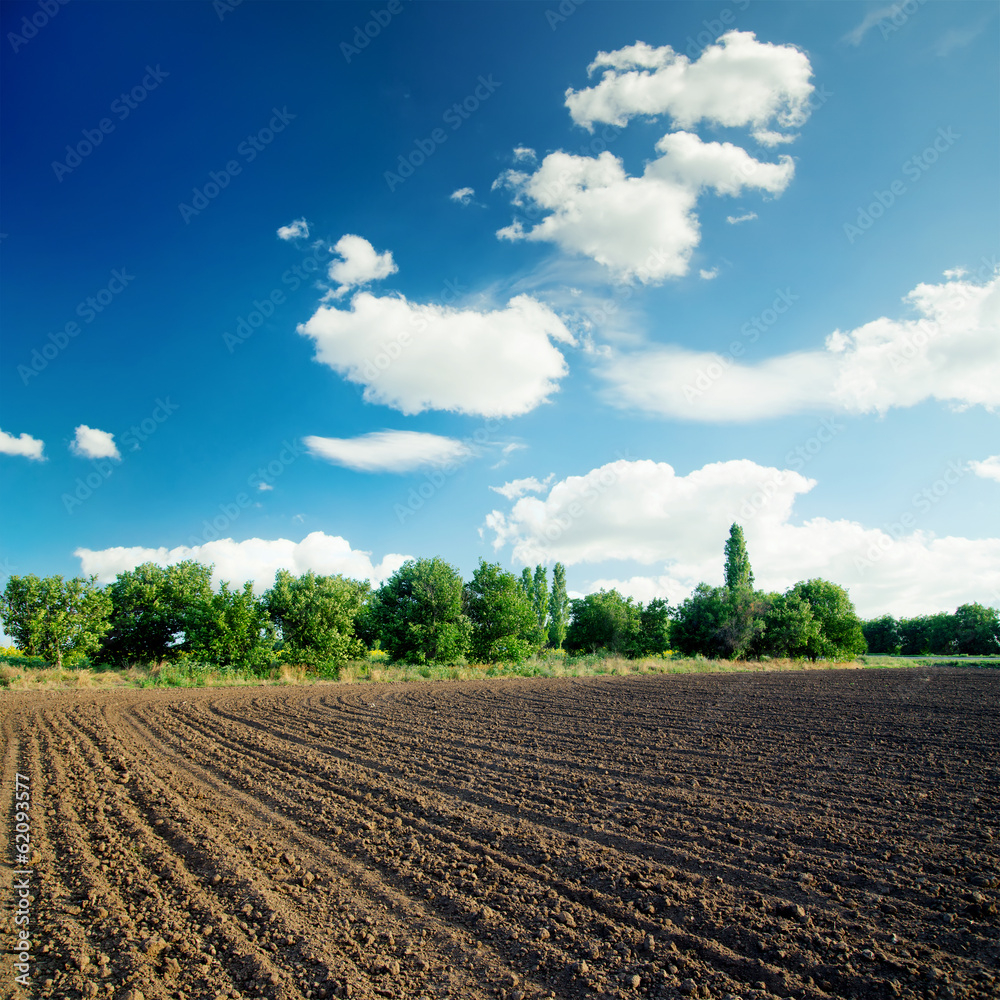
[2,668,998,1000]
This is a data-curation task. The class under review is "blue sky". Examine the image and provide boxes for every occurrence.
[1,0,998,626]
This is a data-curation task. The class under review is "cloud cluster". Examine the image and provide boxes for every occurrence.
[75,531,410,592]
[298,291,575,417]
[844,5,897,45]
[565,33,814,144]
[484,458,1000,618]
[599,268,1000,420]
[489,474,554,500]
[495,33,809,283]
[0,428,45,461]
[277,217,310,241]
[304,430,473,473]
[497,133,793,283]
[970,455,1000,483]
[486,457,813,567]
[71,425,121,461]
[327,234,398,299]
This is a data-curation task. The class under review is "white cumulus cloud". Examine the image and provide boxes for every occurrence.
[970,455,1000,483]
[599,267,1000,420]
[483,457,1000,618]
[277,217,310,241]
[298,290,575,417]
[327,234,398,299]
[75,532,411,592]
[304,430,474,473]
[726,211,758,225]
[450,187,476,205]
[496,133,793,283]
[0,428,45,461]
[71,425,121,461]
[565,32,814,145]
[489,474,555,500]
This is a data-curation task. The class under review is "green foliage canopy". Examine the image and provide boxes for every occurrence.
[0,574,111,668]
[951,603,1000,654]
[97,561,213,666]
[669,584,733,660]
[565,589,644,657]
[637,597,672,656]
[861,614,902,655]
[761,591,822,659]
[789,579,867,660]
[466,560,538,664]
[547,562,569,649]
[368,558,470,664]
[263,570,367,668]
[187,581,274,671]
[723,523,755,592]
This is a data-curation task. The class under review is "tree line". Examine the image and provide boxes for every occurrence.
[668,525,998,660]
[862,606,1000,656]
[2,526,997,671]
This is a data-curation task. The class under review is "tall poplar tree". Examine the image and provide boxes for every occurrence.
[724,523,755,592]
[547,562,569,649]
[531,564,549,640]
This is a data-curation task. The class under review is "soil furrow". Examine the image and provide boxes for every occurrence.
[1,668,997,1000]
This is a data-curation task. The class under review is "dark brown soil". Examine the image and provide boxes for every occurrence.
[2,667,998,1000]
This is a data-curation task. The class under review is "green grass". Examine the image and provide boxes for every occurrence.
[1,650,991,692]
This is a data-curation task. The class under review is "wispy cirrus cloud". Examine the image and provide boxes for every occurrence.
[598,268,1000,421]
[489,474,554,500]
[304,430,473,473]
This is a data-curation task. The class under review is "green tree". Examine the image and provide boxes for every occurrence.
[565,589,643,657]
[669,584,730,659]
[716,525,766,657]
[762,591,822,658]
[531,565,549,644]
[263,570,367,668]
[369,558,470,664]
[187,581,274,671]
[862,614,902,655]
[668,583,767,660]
[0,574,111,668]
[719,588,769,659]
[951,603,1000,655]
[638,597,672,656]
[547,562,569,649]
[898,613,955,655]
[97,561,214,666]
[724,523,754,592]
[466,560,538,664]
[790,579,867,660]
